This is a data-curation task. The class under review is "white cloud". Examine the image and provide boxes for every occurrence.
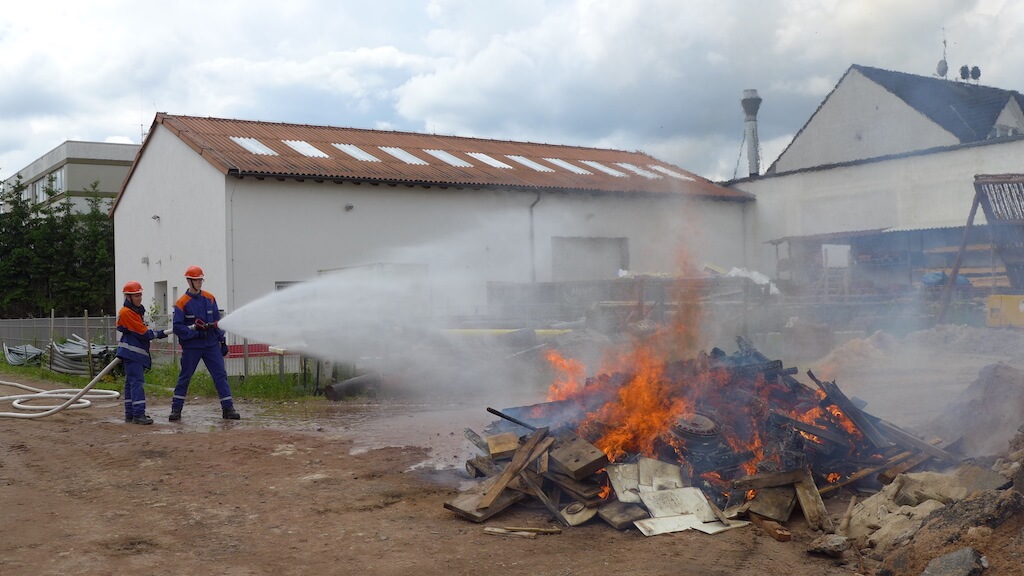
[3,0,1024,183]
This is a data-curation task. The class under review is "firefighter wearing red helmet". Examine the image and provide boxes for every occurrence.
[116,281,170,425]
[169,265,240,420]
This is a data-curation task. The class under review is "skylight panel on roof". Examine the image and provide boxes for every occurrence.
[229,136,278,156]
[615,162,662,179]
[422,149,472,167]
[466,153,513,169]
[648,165,696,181]
[379,146,429,165]
[283,140,329,158]
[506,155,555,172]
[332,143,380,162]
[543,158,592,175]
[579,160,627,177]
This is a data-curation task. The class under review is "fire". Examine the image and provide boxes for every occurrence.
[826,472,841,483]
[544,350,586,401]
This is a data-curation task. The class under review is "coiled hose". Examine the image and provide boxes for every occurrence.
[0,358,121,419]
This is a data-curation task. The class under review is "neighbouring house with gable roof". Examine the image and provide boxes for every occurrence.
[112,113,752,322]
[732,64,1024,297]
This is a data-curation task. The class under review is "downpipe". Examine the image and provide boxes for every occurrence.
[0,358,122,419]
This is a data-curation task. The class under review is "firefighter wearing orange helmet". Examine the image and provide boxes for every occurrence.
[116,281,170,425]
[168,265,240,420]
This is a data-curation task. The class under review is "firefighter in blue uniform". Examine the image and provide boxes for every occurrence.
[169,265,240,421]
[116,281,169,425]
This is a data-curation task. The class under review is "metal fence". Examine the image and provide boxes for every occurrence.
[0,312,303,377]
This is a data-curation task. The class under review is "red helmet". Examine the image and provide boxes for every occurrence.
[122,281,143,295]
[184,265,205,280]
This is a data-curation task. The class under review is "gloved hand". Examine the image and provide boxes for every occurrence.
[193,318,219,331]
[220,341,229,357]
[156,328,171,339]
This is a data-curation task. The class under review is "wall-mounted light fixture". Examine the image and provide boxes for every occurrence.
[151,214,160,221]
[344,204,354,212]
[141,256,149,264]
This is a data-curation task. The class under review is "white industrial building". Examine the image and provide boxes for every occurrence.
[732,64,1024,295]
[112,114,752,320]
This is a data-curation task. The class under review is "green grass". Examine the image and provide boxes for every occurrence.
[0,357,318,401]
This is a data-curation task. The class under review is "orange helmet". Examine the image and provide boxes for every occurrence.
[184,265,205,280]
[122,281,143,295]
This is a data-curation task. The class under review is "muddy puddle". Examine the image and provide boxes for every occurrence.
[99,391,547,471]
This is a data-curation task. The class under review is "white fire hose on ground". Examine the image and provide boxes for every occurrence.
[0,358,122,419]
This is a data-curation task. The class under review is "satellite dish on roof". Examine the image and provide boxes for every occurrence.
[937,59,948,78]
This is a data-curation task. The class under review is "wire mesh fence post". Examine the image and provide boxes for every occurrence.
[85,310,94,380]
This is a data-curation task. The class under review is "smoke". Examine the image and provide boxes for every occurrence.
[218,218,552,404]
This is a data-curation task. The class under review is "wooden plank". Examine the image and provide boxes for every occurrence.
[746,485,797,523]
[483,527,536,538]
[749,512,792,542]
[464,428,489,454]
[548,429,609,481]
[485,431,521,460]
[444,488,527,523]
[812,374,890,449]
[818,451,914,495]
[543,470,604,500]
[877,452,932,484]
[518,469,571,527]
[794,469,835,533]
[477,427,549,509]
[874,419,956,462]
[731,468,806,491]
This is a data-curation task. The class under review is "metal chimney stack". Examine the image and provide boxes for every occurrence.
[741,89,762,177]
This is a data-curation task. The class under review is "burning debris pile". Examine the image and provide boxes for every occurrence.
[446,337,957,539]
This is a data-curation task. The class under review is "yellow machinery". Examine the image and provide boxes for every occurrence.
[986,294,1024,327]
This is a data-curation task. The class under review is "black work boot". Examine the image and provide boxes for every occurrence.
[222,408,240,420]
[132,414,154,425]
[124,414,133,422]
[168,409,182,422]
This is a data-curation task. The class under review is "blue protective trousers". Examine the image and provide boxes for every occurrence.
[171,345,234,412]
[123,360,147,418]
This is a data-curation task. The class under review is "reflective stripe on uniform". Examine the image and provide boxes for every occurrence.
[117,342,149,356]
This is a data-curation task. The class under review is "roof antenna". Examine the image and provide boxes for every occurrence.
[936,28,948,79]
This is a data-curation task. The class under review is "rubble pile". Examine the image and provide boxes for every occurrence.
[446,338,959,542]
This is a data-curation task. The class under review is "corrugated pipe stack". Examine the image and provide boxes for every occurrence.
[47,334,118,376]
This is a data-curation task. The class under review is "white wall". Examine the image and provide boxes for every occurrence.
[113,125,229,314]
[737,138,1024,275]
[773,70,958,173]
[225,179,749,315]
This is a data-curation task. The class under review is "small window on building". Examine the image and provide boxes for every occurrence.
[579,161,628,177]
[615,163,662,179]
[332,143,381,162]
[466,152,513,169]
[648,165,696,181]
[283,140,329,158]
[544,158,592,175]
[229,137,279,156]
[422,149,473,167]
[378,146,429,165]
[506,155,554,172]
[49,167,65,192]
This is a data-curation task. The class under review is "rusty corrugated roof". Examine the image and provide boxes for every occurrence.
[144,113,750,200]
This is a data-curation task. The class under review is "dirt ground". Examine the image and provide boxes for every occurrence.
[3,324,1024,575]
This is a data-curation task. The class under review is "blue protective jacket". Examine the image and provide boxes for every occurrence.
[116,298,164,369]
[172,290,226,349]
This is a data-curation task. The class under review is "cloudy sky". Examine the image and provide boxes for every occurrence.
[0,0,1018,182]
